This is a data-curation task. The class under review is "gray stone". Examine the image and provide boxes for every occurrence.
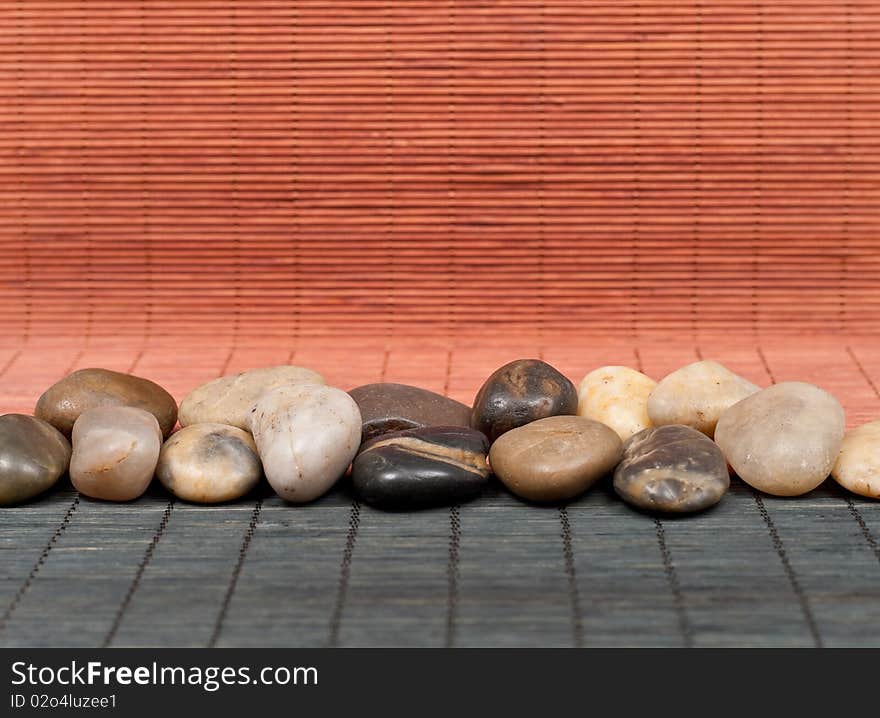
[614,424,729,513]
[0,414,71,505]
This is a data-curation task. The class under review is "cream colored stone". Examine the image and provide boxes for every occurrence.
[157,423,262,503]
[577,365,656,440]
[70,406,162,502]
[714,381,845,496]
[249,384,361,503]
[832,420,880,499]
[648,360,760,437]
[179,365,324,431]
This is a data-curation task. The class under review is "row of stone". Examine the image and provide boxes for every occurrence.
[0,357,876,511]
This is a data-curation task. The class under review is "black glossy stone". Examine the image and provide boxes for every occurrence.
[352,426,490,510]
[0,413,71,505]
[613,424,729,514]
[348,383,472,443]
[470,359,578,442]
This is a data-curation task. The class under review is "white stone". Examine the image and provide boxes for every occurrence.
[832,420,880,499]
[179,365,324,431]
[714,381,845,496]
[70,406,162,502]
[648,360,760,437]
[249,384,361,503]
[577,365,656,440]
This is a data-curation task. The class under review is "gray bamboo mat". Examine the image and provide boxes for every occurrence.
[1,474,879,648]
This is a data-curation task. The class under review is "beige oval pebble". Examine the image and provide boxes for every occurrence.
[489,415,623,503]
[249,384,361,503]
[715,381,845,496]
[70,406,162,501]
[648,360,760,437]
[157,423,262,503]
[179,365,325,431]
[832,420,880,499]
[577,365,656,440]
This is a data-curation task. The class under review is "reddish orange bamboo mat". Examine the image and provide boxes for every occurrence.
[0,2,878,343]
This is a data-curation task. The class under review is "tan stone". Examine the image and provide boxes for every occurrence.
[35,368,178,438]
[648,360,760,437]
[577,365,655,440]
[157,423,262,503]
[714,381,845,496]
[179,365,324,431]
[70,406,162,501]
[489,415,622,503]
[832,420,880,499]
[249,384,361,503]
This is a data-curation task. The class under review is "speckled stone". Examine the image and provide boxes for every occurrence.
[831,420,880,499]
[349,383,471,443]
[577,365,656,440]
[471,359,578,442]
[157,423,262,503]
[249,384,361,503]
[352,426,490,509]
[614,424,729,514]
[715,381,845,496]
[179,365,325,431]
[35,368,178,438]
[647,360,760,437]
[70,406,162,502]
[489,415,622,503]
[0,414,71,505]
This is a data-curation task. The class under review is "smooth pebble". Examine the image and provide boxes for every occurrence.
[489,415,622,502]
[0,414,71,505]
[832,420,880,499]
[36,368,178,438]
[647,360,760,437]
[614,424,729,513]
[249,384,361,503]
[471,359,578,442]
[70,406,162,501]
[352,426,490,509]
[714,381,845,496]
[157,423,262,503]
[577,365,656,440]
[179,365,324,431]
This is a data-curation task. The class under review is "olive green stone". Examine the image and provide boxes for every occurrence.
[0,414,71,505]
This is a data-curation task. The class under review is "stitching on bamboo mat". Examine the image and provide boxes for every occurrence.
[103,500,175,647]
[654,518,693,648]
[208,498,264,648]
[753,493,823,647]
[844,497,880,566]
[325,347,391,646]
[559,507,584,648]
[0,495,80,637]
[327,501,361,648]
[445,505,461,648]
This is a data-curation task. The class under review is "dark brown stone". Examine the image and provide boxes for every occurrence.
[470,359,578,442]
[35,368,178,438]
[353,426,490,509]
[348,382,471,443]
